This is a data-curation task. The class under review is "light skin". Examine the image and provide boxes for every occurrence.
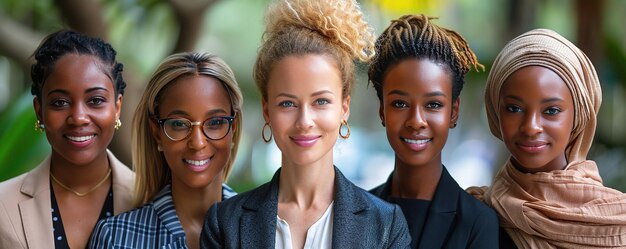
[262,54,349,249]
[379,59,458,200]
[149,75,235,249]
[498,65,574,173]
[33,54,122,249]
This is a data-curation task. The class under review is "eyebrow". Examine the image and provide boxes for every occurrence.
[276,90,334,99]
[503,95,564,103]
[165,108,229,118]
[47,87,109,97]
[387,89,447,97]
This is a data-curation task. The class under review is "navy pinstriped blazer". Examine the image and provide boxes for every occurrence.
[201,167,411,249]
[88,184,236,249]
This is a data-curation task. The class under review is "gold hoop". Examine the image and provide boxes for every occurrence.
[35,120,45,132]
[262,123,272,143]
[114,119,122,130]
[339,120,350,139]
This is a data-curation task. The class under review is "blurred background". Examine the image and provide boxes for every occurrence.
[1,0,625,192]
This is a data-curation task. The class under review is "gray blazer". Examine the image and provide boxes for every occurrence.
[201,167,411,249]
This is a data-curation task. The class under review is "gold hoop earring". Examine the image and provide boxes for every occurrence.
[35,120,45,132]
[114,119,122,130]
[452,122,457,128]
[262,123,272,143]
[339,120,350,139]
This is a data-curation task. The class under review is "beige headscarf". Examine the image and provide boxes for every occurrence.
[474,28,626,248]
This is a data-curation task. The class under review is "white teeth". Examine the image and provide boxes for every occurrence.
[67,135,95,142]
[402,138,430,144]
[185,159,209,166]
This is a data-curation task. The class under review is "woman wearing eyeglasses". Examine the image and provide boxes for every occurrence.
[88,52,243,249]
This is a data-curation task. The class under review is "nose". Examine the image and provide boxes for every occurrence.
[187,125,208,150]
[67,103,90,126]
[406,106,427,129]
[520,112,543,136]
[295,105,314,130]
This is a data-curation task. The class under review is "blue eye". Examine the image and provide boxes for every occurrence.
[391,100,408,108]
[279,101,295,108]
[506,105,522,113]
[315,98,330,105]
[544,107,561,115]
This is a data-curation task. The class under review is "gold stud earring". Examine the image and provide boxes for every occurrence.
[114,119,122,130]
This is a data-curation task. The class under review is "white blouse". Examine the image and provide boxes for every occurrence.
[275,202,334,249]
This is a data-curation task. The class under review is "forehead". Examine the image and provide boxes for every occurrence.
[158,75,231,114]
[382,59,453,93]
[266,54,342,96]
[42,54,113,95]
[501,66,572,101]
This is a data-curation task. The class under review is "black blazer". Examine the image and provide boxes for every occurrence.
[201,167,411,249]
[370,167,499,249]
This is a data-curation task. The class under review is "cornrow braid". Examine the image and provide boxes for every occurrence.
[30,29,126,100]
[369,14,482,102]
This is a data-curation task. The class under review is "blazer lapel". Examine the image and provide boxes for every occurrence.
[417,167,459,249]
[240,169,281,249]
[19,156,54,249]
[108,150,135,214]
[331,167,369,248]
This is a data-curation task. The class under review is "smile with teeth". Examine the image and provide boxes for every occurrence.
[402,138,431,144]
[185,159,209,166]
[66,135,95,142]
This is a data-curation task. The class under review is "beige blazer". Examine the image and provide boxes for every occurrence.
[0,150,135,249]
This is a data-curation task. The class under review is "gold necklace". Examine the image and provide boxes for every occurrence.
[50,168,111,197]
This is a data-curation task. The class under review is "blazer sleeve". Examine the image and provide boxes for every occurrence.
[200,203,223,249]
[88,219,113,249]
[467,207,499,249]
[387,204,411,249]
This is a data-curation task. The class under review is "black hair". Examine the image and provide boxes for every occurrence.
[30,29,126,100]
[368,14,482,102]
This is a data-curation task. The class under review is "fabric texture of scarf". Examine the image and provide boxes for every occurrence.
[472,28,626,248]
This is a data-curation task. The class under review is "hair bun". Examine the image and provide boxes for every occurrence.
[265,0,375,62]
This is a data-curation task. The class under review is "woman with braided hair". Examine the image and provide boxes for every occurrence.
[201,0,410,248]
[0,30,134,249]
[368,14,499,248]
[467,28,626,249]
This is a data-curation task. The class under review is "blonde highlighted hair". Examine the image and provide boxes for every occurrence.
[131,52,243,207]
[254,0,376,100]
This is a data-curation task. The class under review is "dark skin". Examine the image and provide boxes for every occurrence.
[379,59,459,200]
[498,66,574,173]
[33,54,122,249]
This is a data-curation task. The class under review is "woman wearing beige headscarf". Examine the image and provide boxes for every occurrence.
[467,28,626,248]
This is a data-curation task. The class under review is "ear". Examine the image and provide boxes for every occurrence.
[341,95,351,122]
[149,117,163,146]
[378,101,385,127]
[450,97,460,128]
[262,98,270,124]
[33,97,42,122]
[115,94,123,120]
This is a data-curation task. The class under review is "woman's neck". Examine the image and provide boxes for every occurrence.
[278,154,335,208]
[49,149,111,189]
[172,173,223,249]
[391,157,442,200]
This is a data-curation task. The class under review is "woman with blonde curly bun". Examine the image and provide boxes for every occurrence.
[201,0,410,248]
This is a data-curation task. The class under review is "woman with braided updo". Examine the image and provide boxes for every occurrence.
[368,15,498,248]
[0,30,134,249]
[201,0,410,248]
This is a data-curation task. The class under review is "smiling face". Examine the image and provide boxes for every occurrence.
[34,54,121,167]
[151,75,234,189]
[380,59,458,169]
[499,66,574,173]
[263,54,349,167]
